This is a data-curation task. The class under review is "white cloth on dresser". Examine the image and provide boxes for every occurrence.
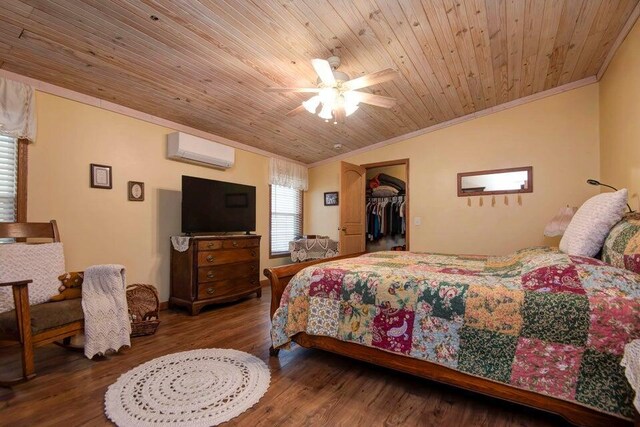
[622,339,640,411]
[82,264,131,359]
[289,237,338,262]
[171,236,191,252]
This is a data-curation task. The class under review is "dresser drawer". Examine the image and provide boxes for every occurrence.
[197,248,258,266]
[198,276,259,300]
[197,240,223,251]
[197,261,259,283]
[221,238,260,249]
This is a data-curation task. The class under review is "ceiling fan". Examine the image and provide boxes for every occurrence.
[264,56,398,124]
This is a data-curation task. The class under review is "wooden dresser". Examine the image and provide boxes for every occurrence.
[170,235,261,315]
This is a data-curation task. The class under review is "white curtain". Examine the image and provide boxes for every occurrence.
[0,77,36,142]
[269,157,308,191]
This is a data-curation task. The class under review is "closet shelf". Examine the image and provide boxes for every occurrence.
[366,195,406,200]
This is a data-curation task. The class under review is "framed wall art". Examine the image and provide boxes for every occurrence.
[128,181,145,201]
[90,164,112,189]
[324,191,339,206]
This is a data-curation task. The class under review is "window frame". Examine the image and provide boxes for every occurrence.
[269,184,304,259]
[16,138,28,222]
[0,137,27,224]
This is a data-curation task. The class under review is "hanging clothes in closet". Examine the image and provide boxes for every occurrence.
[366,195,406,242]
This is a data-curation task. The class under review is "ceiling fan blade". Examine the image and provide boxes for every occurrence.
[343,68,398,91]
[311,58,336,85]
[286,104,307,117]
[264,87,320,93]
[334,104,346,124]
[352,92,396,108]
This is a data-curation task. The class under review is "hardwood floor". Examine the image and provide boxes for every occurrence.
[0,288,569,426]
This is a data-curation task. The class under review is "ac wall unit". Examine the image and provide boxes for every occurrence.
[167,132,235,169]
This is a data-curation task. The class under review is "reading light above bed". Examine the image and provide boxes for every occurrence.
[586,179,633,212]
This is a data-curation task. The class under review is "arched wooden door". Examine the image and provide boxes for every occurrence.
[339,161,366,255]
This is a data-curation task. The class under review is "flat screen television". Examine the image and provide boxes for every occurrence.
[181,175,256,234]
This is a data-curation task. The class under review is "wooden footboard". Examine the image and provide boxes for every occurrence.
[263,252,363,320]
[263,254,631,427]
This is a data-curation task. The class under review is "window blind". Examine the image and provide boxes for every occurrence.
[270,185,303,254]
[0,135,17,223]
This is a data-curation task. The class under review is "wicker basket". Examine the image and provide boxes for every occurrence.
[126,284,160,337]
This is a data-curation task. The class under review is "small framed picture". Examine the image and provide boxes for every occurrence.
[324,191,339,206]
[128,181,145,201]
[90,164,112,189]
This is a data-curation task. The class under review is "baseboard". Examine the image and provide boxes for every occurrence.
[159,280,270,311]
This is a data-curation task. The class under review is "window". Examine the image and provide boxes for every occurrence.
[270,184,303,257]
[0,135,19,223]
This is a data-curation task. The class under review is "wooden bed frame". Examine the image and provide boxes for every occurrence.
[264,254,632,427]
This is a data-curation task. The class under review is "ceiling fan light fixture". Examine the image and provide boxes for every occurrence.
[343,91,360,116]
[318,103,333,120]
[302,95,321,114]
[266,57,398,121]
[319,87,337,104]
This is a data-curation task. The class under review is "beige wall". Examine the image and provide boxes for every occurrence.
[600,19,640,210]
[28,92,287,302]
[305,84,600,255]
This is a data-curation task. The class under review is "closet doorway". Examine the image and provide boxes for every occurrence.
[361,159,409,253]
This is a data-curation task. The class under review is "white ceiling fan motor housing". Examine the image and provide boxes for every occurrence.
[316,56,350,84]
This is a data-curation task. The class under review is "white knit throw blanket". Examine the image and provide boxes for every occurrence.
[82,265,131,359]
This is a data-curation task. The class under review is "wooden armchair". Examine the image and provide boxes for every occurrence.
[0,221,84,384]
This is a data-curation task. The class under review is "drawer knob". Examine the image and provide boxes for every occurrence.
[250,265,256,271]
[206,287,215,295]
[232,241,238,247]
[206,255,214,262]
[250,249,256,257]
[206,271,215,279]
[207,242,215,248]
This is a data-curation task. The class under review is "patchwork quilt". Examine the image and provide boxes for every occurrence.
[271,248,640,419]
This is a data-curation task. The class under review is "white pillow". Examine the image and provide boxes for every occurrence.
[0,242,66,313]
[559,189,628,257]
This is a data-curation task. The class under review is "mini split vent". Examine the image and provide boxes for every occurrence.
[167,132,235,170]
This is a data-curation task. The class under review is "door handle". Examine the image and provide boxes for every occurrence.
[339,227,347,232]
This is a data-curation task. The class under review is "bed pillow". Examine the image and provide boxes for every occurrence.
[0,242,66,313]
[559,189,628,257]
[602,212,640,273]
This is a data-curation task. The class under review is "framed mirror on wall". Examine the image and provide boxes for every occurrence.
[457,166,533,197]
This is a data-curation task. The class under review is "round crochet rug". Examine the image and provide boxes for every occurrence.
[105,348,270,426]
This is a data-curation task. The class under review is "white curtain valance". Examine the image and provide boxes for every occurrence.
[269,158,308,191]
[0,77,36,142]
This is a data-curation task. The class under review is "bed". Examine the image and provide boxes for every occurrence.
[265,214,640,427]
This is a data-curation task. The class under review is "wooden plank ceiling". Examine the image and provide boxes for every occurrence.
[0,0,637,164]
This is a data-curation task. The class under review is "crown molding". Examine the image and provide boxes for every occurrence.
[0,69,306,166]
[308,76,598,168]
[597,2,640,81]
